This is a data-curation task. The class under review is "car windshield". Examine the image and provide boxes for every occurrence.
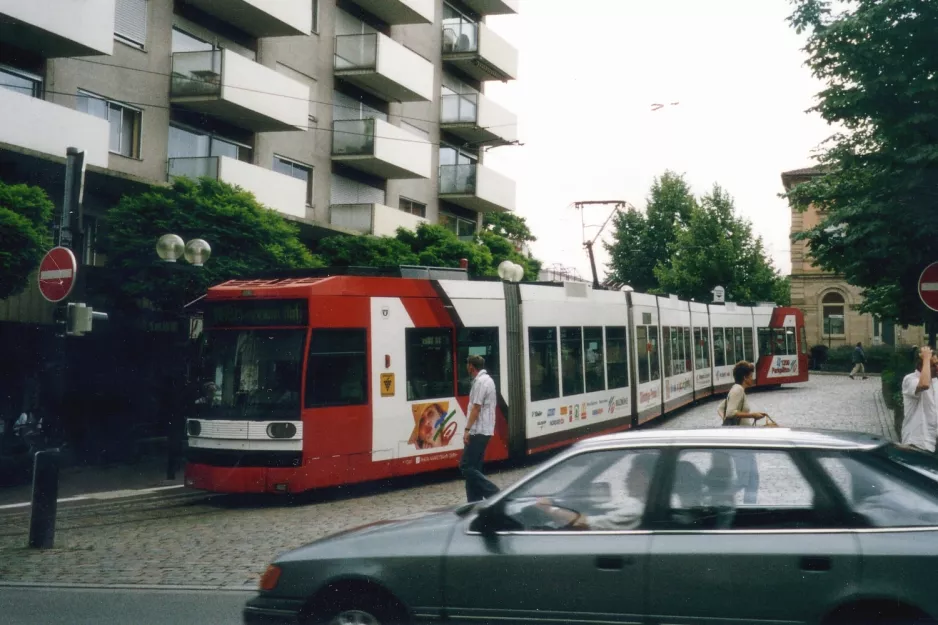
[877,444,938,485]
[198,329,306,421]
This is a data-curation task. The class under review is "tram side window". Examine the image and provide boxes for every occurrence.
[636,326,650,384]
[683,327,693,372]
[713,328,726,368]
[529,327,560,402]
[725,328,736,364]
[561,327,585,396]
[605,326,629,389]
[457,327,500,396]
[694,327,711,369]
[785,329,796,355]
[648,326,660,381]
[584,327,605,393]
[743,327,754,362]
[734,328,744,365]
[662,326,673,377]
[773,329,786,356]
[305,329,367,408]
[758,327,772,358]
[406,328,454,401]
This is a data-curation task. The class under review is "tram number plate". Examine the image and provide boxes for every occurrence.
[380,373,395,397]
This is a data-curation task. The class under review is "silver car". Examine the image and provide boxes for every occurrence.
[244,428,938,625]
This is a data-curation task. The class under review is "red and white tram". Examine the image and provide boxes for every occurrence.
[184,267,808,494]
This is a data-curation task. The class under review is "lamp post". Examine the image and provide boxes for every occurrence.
[156,234,211,481]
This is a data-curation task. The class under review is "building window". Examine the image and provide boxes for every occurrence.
[305,329,367,407]
[115,0,148,48]
[405,328,454,401]
[0,65,42,97]
[399,197,426,218]
[440,212,476,238]
[168,124,252,162]
[311,0,320,33]
[273,156,313,205]
[77,90,142,158]
[822,292,846,335]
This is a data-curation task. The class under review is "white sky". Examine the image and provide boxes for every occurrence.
[481,0,832,282]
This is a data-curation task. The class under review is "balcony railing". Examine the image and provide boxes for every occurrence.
[170,50,222,98]
[335,34,378,71]
[442,18,518,82]
[167,156,220,179]
[440,163,478,195]
[441,93,478,124]
[0,0,116,57]
[442,18,479,54]
[330,203,427,236]
[334,33,434,102]
[333,119,376,156]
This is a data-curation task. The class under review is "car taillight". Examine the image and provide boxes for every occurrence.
[259,565,281,591]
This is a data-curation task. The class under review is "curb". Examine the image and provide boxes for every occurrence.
[0,581,256,592]
[0,485,207,513]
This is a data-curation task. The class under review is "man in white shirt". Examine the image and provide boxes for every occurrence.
[901,346,938,452]
[460,355,500,503]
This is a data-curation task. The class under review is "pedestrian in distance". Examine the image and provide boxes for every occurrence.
[900,346,938,453]
[460,355,500,503]
[850,342,868,379]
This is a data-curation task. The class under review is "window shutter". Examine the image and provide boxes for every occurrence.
[115,0,148,46]
[330,174,385,206]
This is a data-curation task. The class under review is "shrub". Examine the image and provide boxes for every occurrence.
[819,344,897,373]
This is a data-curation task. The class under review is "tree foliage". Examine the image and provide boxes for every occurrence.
[0,180,54,300]
[605,171,695,292]
[655,185,787,305]
[100,177,322,311]
[316,220,542,281]
[483,212,537,246]
[785,0,938,325]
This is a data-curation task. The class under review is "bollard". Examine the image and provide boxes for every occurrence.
[28,449,60,549]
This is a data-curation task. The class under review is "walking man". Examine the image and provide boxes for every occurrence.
[901,346,938,452]
[850,342,868,379]
[460,355,500,503]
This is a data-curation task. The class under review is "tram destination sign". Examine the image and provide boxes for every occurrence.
[204,299,308,328]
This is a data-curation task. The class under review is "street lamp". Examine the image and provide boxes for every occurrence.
[155,234,211,481]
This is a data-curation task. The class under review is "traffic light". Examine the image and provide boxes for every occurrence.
[66,303,108,336]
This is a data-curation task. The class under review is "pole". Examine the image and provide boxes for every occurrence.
[585,241,600,289]
[28,450,60,548]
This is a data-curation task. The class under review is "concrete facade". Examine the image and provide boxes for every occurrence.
[781,167,925,349]
[0,0,520,324]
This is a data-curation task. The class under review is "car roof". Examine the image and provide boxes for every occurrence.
[576,427,887,451]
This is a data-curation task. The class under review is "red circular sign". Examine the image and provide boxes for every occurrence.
[919,262,938,313]
[37,247,77,303]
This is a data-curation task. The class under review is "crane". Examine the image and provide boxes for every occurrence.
[573,200,635,289]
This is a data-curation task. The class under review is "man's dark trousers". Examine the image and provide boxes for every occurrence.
[460,434,499,503]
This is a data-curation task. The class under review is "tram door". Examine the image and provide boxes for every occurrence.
[454,327,509,462]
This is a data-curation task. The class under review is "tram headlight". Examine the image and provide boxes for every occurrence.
[187,420,202,436]
[267,423,297,439]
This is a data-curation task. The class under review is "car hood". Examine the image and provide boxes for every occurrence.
[275,503,472,564]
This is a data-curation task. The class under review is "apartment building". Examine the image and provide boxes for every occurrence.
[0,0,519,264]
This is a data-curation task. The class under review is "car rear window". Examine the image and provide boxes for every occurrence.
[878,444,938,485]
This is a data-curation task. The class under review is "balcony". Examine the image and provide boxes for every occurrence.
[0,0,115,57]
[0,88,109,167]
[441,93,517,146]
[461,0,519,15]
[168,157,307,218]
[180,0,312,38]
[334,34,434,102]
[330,203,427,236]
[442,19,518,82]
[170,49,309,132]
[439,163,515,213]
[344,0,434,25]
[332,118,432,179]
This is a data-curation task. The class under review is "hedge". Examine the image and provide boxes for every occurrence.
[809,344,904,374]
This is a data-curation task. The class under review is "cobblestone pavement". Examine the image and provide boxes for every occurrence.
[0,376,890,589]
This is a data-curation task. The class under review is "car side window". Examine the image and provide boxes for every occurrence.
[501,449,660,532]
[664,448,826,530]
[817,453,938,528]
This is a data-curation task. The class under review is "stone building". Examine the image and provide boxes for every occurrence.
[781,166,925,350]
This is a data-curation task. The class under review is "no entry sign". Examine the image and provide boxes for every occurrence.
[919,262,938,313]
[37,247,77,303]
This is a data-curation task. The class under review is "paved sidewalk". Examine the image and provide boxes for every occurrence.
[0,377,892,589]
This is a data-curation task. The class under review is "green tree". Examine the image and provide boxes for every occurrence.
[0,181,54,300]
[605,171,696,291]
[785,0,938,326]
[654,185,787,305]
[100,177,322,311]
[482,212,537,247]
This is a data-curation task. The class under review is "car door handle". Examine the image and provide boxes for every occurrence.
[800,556,831,572]
[595,556,633,570]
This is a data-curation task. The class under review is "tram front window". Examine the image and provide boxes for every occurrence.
[200,329,305,420]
